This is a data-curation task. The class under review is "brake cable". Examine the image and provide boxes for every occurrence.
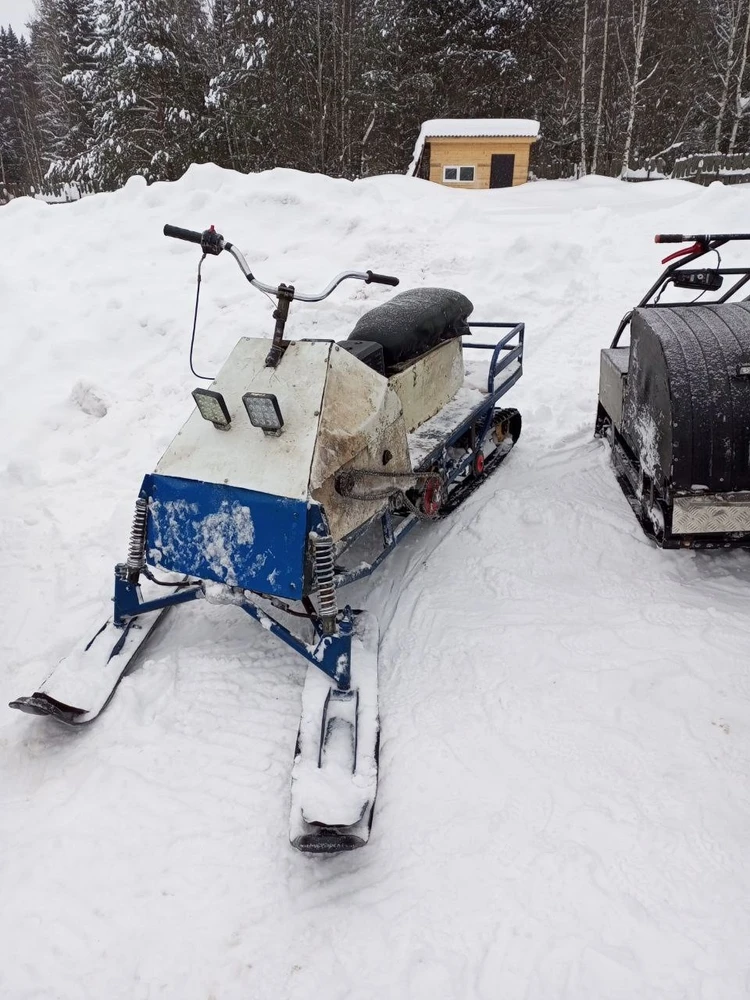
[189,254,214,380]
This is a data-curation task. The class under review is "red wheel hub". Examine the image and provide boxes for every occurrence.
[421,476,443,518]
[474,452,485,476]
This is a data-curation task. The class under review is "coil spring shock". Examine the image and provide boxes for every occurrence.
[313,533,338,635]
[126,497,149,576]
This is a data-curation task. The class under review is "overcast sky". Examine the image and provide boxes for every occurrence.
[0,0,34,31]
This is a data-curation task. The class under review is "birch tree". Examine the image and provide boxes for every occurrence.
[710,0,748,150]
[591,0,611,174]
[728,0,750,151]
[620,0,651,176]
[579,0,590,174]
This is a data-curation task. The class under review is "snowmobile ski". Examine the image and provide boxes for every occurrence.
[9,585,181,726]
[289,611,380,853]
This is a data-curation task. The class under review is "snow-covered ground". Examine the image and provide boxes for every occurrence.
[2,168,750,999]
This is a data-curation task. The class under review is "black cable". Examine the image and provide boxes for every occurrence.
[691,248,722,304]
[142,567,195,589]
[655,246,724,306]
[189,254,214,380]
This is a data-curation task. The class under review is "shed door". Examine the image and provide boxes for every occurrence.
[490,154,515,188]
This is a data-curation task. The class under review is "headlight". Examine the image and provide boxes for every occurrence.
[192,388,231,430]
[242,392,284,435]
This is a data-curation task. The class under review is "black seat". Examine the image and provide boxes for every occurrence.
[347,287,473,369]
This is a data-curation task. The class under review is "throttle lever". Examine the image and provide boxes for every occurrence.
[201,225,224,256]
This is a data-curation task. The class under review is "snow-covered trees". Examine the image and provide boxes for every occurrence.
[32,0,97,191]
[3,0,750,195]
[0,26,43,199]
[75,0,208,189]
[706,0,750,153]
[204,0,273,173]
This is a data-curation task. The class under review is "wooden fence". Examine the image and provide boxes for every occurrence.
[673,153,750,185]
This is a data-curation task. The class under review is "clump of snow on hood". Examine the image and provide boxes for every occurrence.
[198,501,255,586]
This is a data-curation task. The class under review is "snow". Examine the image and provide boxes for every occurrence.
[2,167,750,998]
[409,118,540,175]
[623,167,667,180]
[150,498,256,586]
[408,383,490,468]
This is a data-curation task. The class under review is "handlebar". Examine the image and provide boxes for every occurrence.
[366,271,399,287]
[163,224,203,245]
[163,223,399,301]
[655,233,750,243]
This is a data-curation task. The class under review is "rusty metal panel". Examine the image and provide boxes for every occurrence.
[310,343,411,541]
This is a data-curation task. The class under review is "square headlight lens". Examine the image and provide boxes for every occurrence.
[192,388,231,429]
[242,392,284,433]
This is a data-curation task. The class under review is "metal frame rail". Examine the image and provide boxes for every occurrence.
[612,233,750,347]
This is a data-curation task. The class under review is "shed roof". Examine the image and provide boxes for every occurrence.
[408,118,540,175]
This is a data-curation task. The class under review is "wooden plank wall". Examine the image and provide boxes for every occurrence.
[673,153,750,186]
[428,137,534,188]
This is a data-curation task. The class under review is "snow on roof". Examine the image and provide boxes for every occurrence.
[408,118,540,175]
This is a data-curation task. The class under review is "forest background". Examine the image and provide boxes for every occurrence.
[2,0,750,199]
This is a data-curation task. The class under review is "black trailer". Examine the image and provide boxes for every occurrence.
[596,233,750,547]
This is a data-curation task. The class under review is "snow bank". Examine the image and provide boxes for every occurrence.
[2,166,750,999]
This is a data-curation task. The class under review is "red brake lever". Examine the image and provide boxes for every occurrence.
[661,241,705,265]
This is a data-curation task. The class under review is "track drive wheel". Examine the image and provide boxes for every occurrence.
[420,474,444,519]
[492,408,522,446]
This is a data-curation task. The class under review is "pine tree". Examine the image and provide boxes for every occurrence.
[32,0,97,193]
[204,0,274,173]
[0,26,44,198]
[74,0,208,189]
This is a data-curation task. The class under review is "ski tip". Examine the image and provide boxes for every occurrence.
[291,828,369,854]
[9,694,86,724]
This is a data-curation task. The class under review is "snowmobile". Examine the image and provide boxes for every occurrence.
[596,232,750,547]
[10,223,524,853]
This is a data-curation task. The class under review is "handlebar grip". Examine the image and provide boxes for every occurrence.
[163,224,203,245]
[654,234,687,243]
[366,270,399,287]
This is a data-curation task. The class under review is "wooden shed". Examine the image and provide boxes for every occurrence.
[408,119,540,189]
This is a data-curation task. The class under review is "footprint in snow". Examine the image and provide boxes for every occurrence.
[70,380,108,418]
